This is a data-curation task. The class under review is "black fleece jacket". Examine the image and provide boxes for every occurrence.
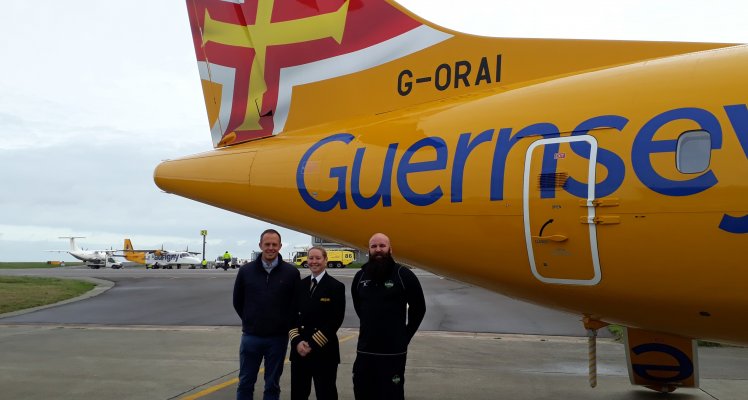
[352,260,426,354]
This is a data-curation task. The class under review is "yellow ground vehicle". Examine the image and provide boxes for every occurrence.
[293,249,355,269]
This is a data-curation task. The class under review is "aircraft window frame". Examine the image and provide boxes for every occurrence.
[676,130,711,174]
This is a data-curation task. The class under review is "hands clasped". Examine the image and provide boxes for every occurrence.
[296,341,312,357]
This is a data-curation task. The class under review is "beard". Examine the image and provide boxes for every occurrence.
[368,250,394,283]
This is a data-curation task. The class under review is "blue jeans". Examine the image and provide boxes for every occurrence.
[237,333,289,400]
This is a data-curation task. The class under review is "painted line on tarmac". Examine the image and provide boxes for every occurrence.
[180,376,238,400]
[180,333,358,400]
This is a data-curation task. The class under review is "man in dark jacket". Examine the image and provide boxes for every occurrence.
[289,246,345,400]
[351,233,426,400]
[233,229,300,400]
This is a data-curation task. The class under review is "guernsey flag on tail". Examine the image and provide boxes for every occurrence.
[187,0,452,147]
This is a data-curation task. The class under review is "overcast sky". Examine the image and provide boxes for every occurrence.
[2,1,747,262]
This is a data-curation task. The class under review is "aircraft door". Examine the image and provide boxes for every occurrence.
[523,135,601,285]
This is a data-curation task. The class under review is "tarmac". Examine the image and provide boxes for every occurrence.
[1,323,747,399]
[1,269,747,399]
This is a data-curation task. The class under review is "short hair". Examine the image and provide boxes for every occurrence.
[308,246,327,259]
[260,229,281,243]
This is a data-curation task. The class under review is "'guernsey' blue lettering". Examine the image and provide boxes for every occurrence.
[296,133,354,212]
[296,104,748,234]
[397,137,449,206]
[632,107,722,197]
[568,115,628,198]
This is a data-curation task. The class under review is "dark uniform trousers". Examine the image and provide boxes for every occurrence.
[290,273,346,400]
[291,358,339,400]
[352,352,406,400]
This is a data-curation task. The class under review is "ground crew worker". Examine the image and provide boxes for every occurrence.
[289,246,345,400]
[201,259,208,269]
[222,250,231,271]
[351,233,426,400]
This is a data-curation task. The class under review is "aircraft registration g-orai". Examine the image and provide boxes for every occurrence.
[120,239,202,269]
[154,0,748,392]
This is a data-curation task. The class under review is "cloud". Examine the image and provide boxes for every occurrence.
[403,0,748,43]
[3,0,747,261]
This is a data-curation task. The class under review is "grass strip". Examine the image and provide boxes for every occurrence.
[0,262,84,269]
[0,276,95,314]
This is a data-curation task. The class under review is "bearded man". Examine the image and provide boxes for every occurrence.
[351,233,426,400]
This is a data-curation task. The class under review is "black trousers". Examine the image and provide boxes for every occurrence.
[352,352,407,400]
[291,358,339,400]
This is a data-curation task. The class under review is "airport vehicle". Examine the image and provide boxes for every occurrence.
[121,239,202,269]
[103,255,123,269]
[47,237,120,269]
[154,0,748,392]
[293,249,355,268]
[214,255,241,270]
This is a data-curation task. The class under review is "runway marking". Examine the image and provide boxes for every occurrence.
[181,333,358,399]
[181,377,238,399]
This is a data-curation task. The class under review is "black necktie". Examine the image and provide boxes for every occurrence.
[310,277,318,295]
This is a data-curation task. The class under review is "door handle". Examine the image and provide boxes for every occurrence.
[580,216,620,225]
[579,198,620,207]
[531,234,568,242]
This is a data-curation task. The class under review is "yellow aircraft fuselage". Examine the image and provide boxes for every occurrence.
[157,0,748,391]
[156,41,748,345]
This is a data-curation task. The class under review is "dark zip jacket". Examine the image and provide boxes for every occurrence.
[233,256,300,336]
[352,259,426,354]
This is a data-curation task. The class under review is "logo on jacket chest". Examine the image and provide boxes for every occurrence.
[360,279,395,289]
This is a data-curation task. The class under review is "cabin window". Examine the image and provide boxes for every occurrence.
[676,130,711,174]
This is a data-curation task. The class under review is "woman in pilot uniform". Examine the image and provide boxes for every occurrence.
[289,246,346,400]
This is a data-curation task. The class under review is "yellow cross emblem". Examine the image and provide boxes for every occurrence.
[201,0,349,133]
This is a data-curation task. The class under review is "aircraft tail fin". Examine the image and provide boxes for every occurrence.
[122,239,146,264]
[186,0,731,148]
[59,236,85,252]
